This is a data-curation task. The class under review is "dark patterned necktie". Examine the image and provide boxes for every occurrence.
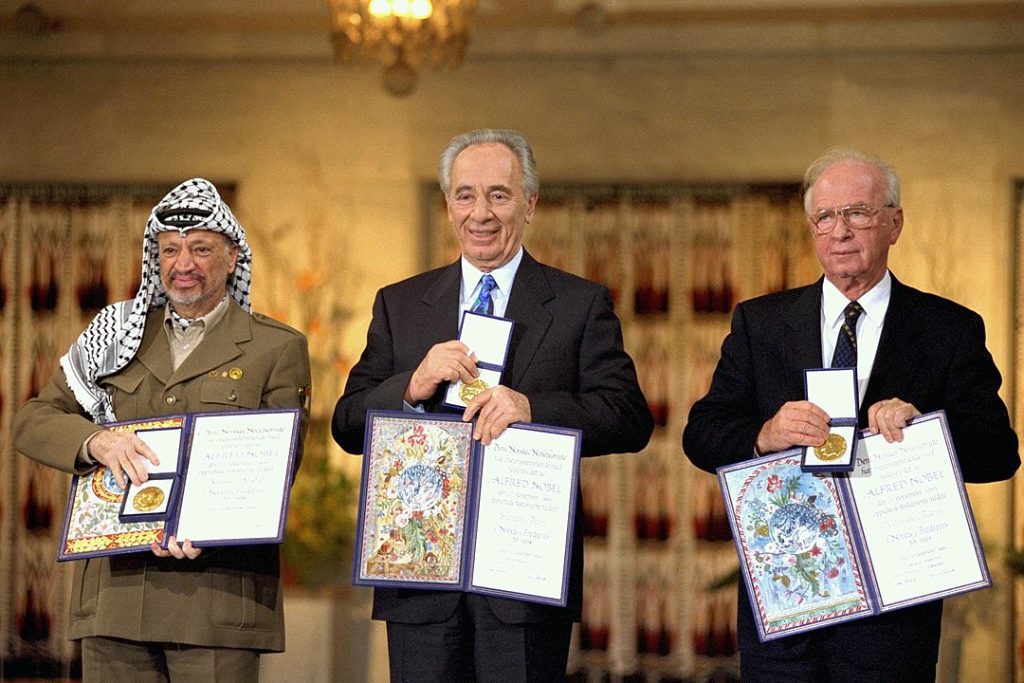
[831,301,864,368]
[470,274,496,316]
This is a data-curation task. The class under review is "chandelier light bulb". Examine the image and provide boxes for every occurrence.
[328,0,475,96]
[409,0,433,19]
[368,0,391,17]
[367,0,432,19]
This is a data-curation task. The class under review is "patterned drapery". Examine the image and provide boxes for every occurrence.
[0,185,170,678]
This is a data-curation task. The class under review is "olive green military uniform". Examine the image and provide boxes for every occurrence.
[14,300,310,651]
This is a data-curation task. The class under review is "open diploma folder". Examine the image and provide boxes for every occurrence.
[717,410,989,641]
[354,411,581,606]
[57,408,301,561]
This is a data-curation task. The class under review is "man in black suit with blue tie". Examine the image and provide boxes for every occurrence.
[333,128,653,682]
[683,148,1020,682]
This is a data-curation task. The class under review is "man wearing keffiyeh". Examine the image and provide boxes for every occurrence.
[14,178,311,682]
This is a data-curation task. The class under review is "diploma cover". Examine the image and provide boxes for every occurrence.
[353,410,581,606]
[717,410,989,641]
[57,408,301,561]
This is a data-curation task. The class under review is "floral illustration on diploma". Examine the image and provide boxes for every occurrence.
[733,459,869,630]
[360,417,473,584]
[61,417,182,558]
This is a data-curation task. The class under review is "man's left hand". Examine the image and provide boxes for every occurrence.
[867,397,921,443]
[151,535,202,560]
[463,386,531,445]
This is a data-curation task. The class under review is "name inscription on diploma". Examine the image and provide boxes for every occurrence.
[353,412,580,606]
[718,410,988,642]
[847,420,983,606]
[174,413,297,543]
[471,428,578,602]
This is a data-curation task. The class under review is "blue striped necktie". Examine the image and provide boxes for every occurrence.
[831,301,863,368]
[470,274,496,316]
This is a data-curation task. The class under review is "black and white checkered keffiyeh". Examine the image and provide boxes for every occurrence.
[59,178,253,423]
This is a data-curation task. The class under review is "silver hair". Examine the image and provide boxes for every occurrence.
[802,148,901,214]
[438,129,539,197]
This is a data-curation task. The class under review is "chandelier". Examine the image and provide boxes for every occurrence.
[327,0,477,96]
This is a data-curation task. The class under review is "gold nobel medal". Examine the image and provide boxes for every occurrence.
[814,433,847,462]
[459,378,489,403]
[228,367,243,380]
[133,486,165,512]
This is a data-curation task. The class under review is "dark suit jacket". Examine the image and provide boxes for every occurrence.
[333,250,653,624]
[682,273,1019,667]
[14,301,311,651]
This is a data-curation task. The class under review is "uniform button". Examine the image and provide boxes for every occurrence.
[165,395,177,406]
[227,390,237,402]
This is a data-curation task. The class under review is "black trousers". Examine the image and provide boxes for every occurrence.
[737,583,942,683]
[741,651,936,683]
[385,593,573,683]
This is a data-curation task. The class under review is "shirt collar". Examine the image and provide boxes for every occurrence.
[163,295,231,334]
[460,247,524,303]
[822,270,892,327]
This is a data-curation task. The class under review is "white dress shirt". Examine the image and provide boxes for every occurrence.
[820,271,892,405]
[459,247,523,320]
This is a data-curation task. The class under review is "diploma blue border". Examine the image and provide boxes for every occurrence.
[353,409,580,607]
[717,409,991,642]
[718,448,874,642]
[57,408,300,561]
[464,420,581,607]
[163,407,301,548]
[838,410,991,613]
[57,416,187,562]
[352,410,476,593]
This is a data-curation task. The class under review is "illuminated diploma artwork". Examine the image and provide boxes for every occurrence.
[718,411,990,641]
[354,410,580,606]
[59,416,184,559]
[359,414,473,584]
[58,409,300,561]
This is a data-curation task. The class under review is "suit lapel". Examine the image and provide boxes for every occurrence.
[135,309,174,385]
[861,276,920,415]
[784,280,825,375]
[422,261,462,342]
[167,301,250,386]
[503,251,554,388]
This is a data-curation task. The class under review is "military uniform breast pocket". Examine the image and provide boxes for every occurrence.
[199,377,261,410]
[101,369,147,416]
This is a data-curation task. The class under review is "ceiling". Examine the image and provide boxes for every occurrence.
[0,0,1022,62]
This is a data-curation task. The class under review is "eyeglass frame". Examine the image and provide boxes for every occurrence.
[807,203,898,234]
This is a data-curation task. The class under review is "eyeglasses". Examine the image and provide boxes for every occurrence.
[809,204,895,234]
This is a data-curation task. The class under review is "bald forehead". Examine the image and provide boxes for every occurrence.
[809,160,887,210]
[450,143,523,194]
[453,142,519,169]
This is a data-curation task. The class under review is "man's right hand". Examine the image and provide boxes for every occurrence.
[405,340,479,404]
[755,400,832,455]
[88,430,160,489]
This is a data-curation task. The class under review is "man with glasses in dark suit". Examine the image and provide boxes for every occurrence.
[684,148,1019,682]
